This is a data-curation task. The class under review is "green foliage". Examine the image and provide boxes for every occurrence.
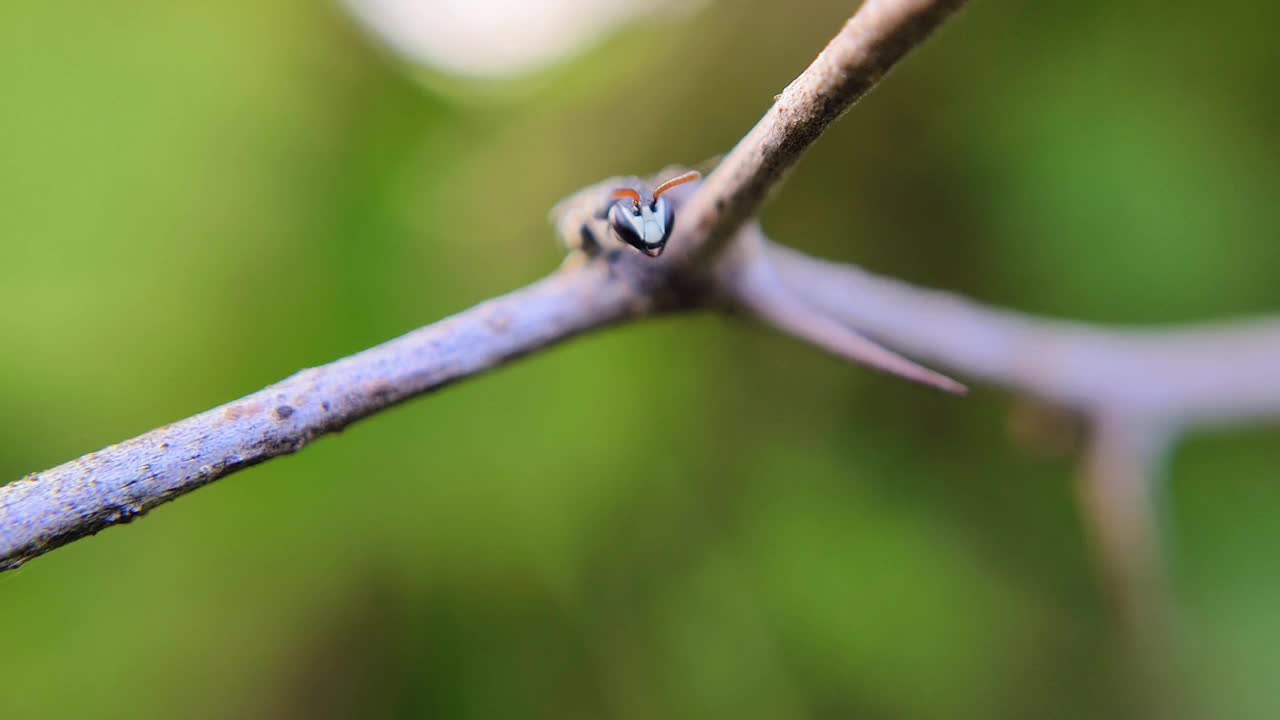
[2,1,1279,717]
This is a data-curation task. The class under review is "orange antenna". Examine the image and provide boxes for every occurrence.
[610,188,642,205]
[653,171,701,200]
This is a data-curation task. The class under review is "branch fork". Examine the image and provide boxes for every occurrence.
[2,0,971,571]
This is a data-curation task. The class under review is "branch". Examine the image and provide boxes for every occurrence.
[0,263,667,570]
[1077,416,1172,630]
[1,0,971,570]
[757,229,1280,701]
[764,238,1280,428]
[676,0,970,261]
[1077,417,1186,716]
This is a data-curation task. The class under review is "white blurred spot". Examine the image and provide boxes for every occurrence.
[342,0,700,78]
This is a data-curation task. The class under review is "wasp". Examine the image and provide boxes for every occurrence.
[553,168,702,263]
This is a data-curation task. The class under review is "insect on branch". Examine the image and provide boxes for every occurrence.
[1,0,975,570]
[0,0,999,572]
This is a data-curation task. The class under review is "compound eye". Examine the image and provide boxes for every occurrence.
[608,203,644,250]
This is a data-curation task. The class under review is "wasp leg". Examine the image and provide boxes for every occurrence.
[578,224,602,256]
[559,224,602,271]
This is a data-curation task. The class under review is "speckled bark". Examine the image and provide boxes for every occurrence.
[0,259,682,569]
[674,0,969,261]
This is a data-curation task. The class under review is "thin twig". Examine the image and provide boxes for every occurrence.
[1077,416,1172,629]
[675,0,970,261]
[1078,416,1184,719]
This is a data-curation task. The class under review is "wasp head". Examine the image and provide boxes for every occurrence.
[606,170,700,257]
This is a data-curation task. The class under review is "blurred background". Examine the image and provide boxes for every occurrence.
[2,1,1279,718]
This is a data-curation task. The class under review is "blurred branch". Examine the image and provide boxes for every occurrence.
[1078,418,1186,718]
[1,0,970,570]
[763,238,1280,427]
[761,227,1280,703]
[1077,416,1171,632]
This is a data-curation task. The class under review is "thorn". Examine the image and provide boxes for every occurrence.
[820,321,968,395]
[734,262,967,395]
[782,304,967,394]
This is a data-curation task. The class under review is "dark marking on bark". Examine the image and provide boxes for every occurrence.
[223,402,263,422]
